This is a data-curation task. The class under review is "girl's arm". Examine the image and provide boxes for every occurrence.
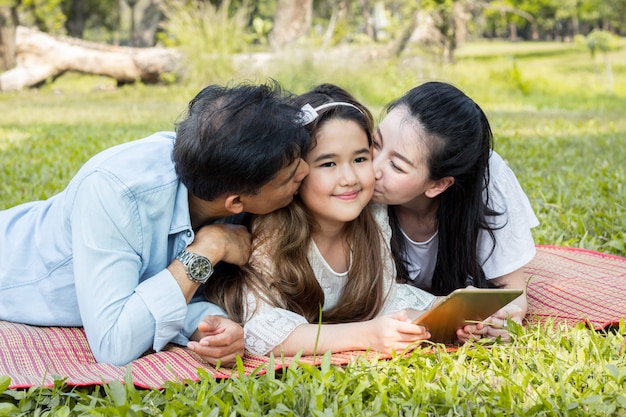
[271,310,430,356]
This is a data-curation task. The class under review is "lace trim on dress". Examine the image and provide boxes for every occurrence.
[384,283,436,314]
[244,308,308,356]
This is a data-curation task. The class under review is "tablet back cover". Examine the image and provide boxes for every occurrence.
[414,288,523,344]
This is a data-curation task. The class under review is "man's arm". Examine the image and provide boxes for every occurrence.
[70,174,250,365]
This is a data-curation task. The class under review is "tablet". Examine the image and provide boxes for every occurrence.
[413,288,523,344]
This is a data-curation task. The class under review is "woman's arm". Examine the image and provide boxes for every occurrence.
[490,268,529,321]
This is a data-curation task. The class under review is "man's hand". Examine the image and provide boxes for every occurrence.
[187,316,244,367]
[188,223,252,266]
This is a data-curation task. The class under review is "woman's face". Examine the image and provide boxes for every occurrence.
[371,107,435,206]
[299,118,374,228]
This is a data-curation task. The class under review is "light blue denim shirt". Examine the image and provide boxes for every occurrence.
[0,131,225,365]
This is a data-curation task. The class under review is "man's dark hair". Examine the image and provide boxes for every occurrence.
[173,80,310,201]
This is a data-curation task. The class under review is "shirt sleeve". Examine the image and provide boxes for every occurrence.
[169,300,228,347]
[480,152,540,279]
[70,171,188,365]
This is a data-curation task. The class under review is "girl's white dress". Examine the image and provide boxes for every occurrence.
[242,203,436,356]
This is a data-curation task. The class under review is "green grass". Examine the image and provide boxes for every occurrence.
[1,40,625,414]
[1,321,625,415]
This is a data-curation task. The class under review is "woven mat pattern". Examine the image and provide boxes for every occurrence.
[0,320,383,389]
[1,245,624,389]
[525,245,626,329]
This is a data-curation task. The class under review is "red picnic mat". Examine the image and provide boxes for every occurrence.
[1,245,624,389]
[525,245,626,329]
[0,320,385,389]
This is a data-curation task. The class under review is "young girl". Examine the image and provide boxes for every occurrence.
[371,81,539,341]
[205,84,436,356]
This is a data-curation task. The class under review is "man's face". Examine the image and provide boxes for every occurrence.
[242,158,310,214]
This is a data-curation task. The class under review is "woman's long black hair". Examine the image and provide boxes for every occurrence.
[388,82,501,295]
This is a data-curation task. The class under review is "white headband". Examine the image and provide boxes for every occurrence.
[299,102,364,126]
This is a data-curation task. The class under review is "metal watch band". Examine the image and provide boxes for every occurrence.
[175,249,213,284]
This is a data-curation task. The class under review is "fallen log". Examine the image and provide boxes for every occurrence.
[0,26,183,91]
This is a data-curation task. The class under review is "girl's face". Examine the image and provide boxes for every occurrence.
[299,118,374,228]
[371,107,435,206]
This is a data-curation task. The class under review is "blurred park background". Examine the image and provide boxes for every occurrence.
[1,0,625,256]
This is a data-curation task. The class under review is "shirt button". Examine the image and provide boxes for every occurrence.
[186,231,192,237]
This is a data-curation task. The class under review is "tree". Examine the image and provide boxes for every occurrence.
[419,0,472,63]
[63,0,120,40]
[583,29,620,93]
[0,2,18,71]
[269,0,312,48]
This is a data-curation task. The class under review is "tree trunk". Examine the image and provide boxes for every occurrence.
[0,5,18,71]
[136,0,164,47]
[0,26,182,91]
[269,0,313,49]
[509,21,518,42]
[65,0,86,38]
[390,9,420,58]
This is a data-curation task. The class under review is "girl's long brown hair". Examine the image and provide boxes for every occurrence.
[205,84,387,324]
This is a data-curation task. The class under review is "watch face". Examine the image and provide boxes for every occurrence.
[189,257,213,280]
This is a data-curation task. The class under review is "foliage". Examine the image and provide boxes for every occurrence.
[159,0,252,84]
[576,30,622,93]
[62,0,120,39]
[0,39,625,415]
[583,30,622,57]
[17,0,66,34]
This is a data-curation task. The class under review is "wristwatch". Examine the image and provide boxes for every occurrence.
[175,249,214,284]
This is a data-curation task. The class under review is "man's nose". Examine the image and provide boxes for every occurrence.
[296,159,310,180]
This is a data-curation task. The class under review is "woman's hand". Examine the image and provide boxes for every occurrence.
[456,302,524,342]
[456,270,528,343]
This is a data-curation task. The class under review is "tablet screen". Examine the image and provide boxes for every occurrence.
[413,288,523,344]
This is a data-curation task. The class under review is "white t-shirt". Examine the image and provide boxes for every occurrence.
[399,151,539,290]
[242,203,436,356]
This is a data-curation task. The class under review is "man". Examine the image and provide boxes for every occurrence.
[0,81,310,366]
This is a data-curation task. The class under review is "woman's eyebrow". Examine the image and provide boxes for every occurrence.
[376,127,415,167]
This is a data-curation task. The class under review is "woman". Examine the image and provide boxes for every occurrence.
[372,81,539,341]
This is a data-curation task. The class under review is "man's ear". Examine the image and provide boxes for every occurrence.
[224,194,245,214]
[425,176,455,198]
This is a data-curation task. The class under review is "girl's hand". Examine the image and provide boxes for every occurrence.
[364,310,430,354]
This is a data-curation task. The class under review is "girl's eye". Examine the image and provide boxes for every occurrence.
[354,157,368,163]
[320,161,335,168]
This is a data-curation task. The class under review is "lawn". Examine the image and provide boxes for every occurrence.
[0,40,625,415]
